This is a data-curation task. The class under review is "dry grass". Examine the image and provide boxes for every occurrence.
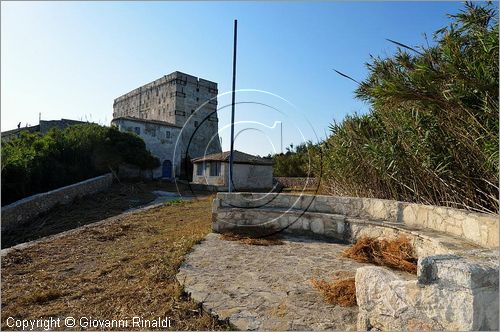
[1,181,158,249]
[310,271,357,307]
[22,289,67,305]
[220,232,284,246]
[342,236,418,274]
[1,180,215,249]
[312,236,418,307]
[1,197,230,330]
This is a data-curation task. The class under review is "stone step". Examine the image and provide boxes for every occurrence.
[214,193,499,249]
[213,193,499,331]
[214,206,487,258]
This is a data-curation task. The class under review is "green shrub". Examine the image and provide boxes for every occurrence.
[1,124,159,205]
[272,143,310,177]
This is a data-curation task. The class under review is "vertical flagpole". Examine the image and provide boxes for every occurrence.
[280,122,283,154]
[229,19,237,193]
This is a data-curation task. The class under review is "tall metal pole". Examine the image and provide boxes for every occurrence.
[280,122,283,154]
[229,19,237,193]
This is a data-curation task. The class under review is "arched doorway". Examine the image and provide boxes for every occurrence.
[162,160,172,178]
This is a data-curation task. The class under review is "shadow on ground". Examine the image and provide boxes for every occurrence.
[1,180,212,249]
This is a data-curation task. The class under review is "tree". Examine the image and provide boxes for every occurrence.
[1,124,159,205]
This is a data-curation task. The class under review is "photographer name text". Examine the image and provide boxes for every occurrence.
[6,316,173,330]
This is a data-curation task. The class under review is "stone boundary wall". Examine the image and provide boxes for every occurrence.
[355,259,499,331]
[1,199,164,258]
[213,193,499,330]
[214,193,499,249]
[118,164,154,180]
[1,173,113,231]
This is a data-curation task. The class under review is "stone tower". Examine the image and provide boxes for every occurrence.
[113,71,222,177]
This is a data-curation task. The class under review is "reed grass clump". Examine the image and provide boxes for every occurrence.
[316,2,498,214]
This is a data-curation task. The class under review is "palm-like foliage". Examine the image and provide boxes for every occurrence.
[320,2,498,213]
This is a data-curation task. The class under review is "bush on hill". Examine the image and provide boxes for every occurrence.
[272,143,311,177]
[1,124,159,206]
[319,2,498,213]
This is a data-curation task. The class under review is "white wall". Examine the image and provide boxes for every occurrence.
[192,162,273,190]
[192,162,227,186]
[231,163,273,190]
[113,119,181,178]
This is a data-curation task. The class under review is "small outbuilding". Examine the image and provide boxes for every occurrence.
[191,150,274,191]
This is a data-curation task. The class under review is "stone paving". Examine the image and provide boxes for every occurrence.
[176,233,375,331]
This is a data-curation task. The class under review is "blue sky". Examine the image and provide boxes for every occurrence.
[1,1,465,156]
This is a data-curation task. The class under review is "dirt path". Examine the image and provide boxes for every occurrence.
[1,197,229,331]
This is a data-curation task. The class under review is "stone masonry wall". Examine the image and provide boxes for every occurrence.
[112,118,182,178]
[214,193,499,248]
[113,71,222,178]
[1,174,113,231]
[356,261,499,331]
[213,193,499,331]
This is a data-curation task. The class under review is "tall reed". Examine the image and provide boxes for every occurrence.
[319,2,498,213]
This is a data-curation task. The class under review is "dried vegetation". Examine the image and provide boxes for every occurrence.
[311,271,357,307]
[342,236,418,274]
[1,197,230,330]
[220,232,284,246]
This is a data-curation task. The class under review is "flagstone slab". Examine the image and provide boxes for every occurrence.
[177,233,381,331]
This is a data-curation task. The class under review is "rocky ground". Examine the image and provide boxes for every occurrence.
[177,233,373,331]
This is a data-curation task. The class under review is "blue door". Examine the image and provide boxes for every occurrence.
[162,160,172,178]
